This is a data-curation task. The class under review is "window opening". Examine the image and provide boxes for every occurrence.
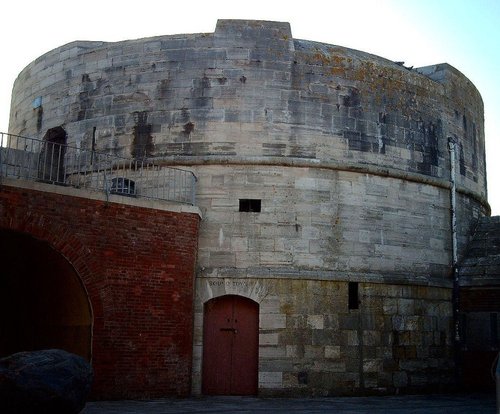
[110,177,136,197]
[348,282,359,310]
[39,126,67,183]
[239,199,261,212]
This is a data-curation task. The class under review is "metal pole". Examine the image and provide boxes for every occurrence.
[191,174,196,205]
[103,163,109,202]
[449,139,458,267]
[449,137,461,387]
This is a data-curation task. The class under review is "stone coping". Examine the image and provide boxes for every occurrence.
[0,177,202,217]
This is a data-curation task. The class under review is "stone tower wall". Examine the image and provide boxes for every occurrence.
[8,20,489,395]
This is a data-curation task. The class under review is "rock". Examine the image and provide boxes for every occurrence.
[0,349,93,414]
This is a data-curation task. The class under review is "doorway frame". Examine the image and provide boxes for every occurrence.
[201,294,259,395]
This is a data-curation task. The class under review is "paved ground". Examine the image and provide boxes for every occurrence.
[82,393,496,413]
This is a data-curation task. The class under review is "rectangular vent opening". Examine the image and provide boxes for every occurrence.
[239,199,261,212]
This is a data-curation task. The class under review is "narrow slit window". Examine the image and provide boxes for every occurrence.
[239,199,261,212]
[348,282,359,310]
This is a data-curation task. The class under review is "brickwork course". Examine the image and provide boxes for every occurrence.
[5,19,495,397]
[0,181,200,398]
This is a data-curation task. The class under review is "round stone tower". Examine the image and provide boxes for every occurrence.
[8,20,489,396]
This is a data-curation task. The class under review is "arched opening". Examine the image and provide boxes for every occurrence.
[202,295,259,395]
[0,228,92,360]
[39,126,67,183]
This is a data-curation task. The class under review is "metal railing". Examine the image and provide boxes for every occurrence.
[0,132,197,205]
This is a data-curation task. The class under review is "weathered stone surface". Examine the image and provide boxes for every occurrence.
[459,215,500,286]
[458,216,500,389]
[0,349,93,414]
[6,19,489,397]
[193,278,453,395]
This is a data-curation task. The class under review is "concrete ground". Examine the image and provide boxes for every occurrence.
[82,393,496,413]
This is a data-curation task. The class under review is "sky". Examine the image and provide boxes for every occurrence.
[1,0,499,214]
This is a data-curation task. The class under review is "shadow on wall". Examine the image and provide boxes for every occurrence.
[0,228,92,361]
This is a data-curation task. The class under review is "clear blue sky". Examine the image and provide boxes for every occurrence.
[1,0,498,214]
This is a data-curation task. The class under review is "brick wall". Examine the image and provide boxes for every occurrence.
[0,183,200,399]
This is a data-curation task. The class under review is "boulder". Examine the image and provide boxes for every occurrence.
[0,349,93,414]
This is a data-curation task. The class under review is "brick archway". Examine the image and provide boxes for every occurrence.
[0,199,103,324]
[0,228,93,360]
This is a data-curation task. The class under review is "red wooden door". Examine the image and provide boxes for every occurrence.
[202,295,259,395]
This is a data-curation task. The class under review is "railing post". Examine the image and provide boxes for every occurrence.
[103,162,109,202]
[191,173,196,205]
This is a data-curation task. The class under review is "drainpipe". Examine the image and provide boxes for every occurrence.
[448,137,460,385]
[449,138,458,283]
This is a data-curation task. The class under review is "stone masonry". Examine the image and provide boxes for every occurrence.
[7,20,489,396]
[458,216,500,390]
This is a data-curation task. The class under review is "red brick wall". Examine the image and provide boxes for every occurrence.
[0,184,200,399]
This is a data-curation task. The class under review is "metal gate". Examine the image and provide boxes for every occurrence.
[202,295,259,395]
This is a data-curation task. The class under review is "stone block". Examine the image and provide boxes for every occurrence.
[393,371,408,387]
[398,298,415,314]
[324,314,340,330]
[231,236,248,251]
[312,329,338,346]
[304,345,324,359]
[363,330,381,346]
[340,315,359,330]
[314,360,346,373]
[235,252,260,268]
[345,356,361,372]
[260,297,281,314]
[248,237,275,252]
[324,345,341,360]
[363,373,379,388]
[409,373,428,386]
[307,315,324,329]
[260,313,287,329]
[382,298,398,315]
[360,314,382,330]
[209,251,236,267]
[226,48,250,60]
[258,371,283,389]
[346,330,359,346]
[260,333,279,345]
[286,345,299,358]
[259,346,286,359]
